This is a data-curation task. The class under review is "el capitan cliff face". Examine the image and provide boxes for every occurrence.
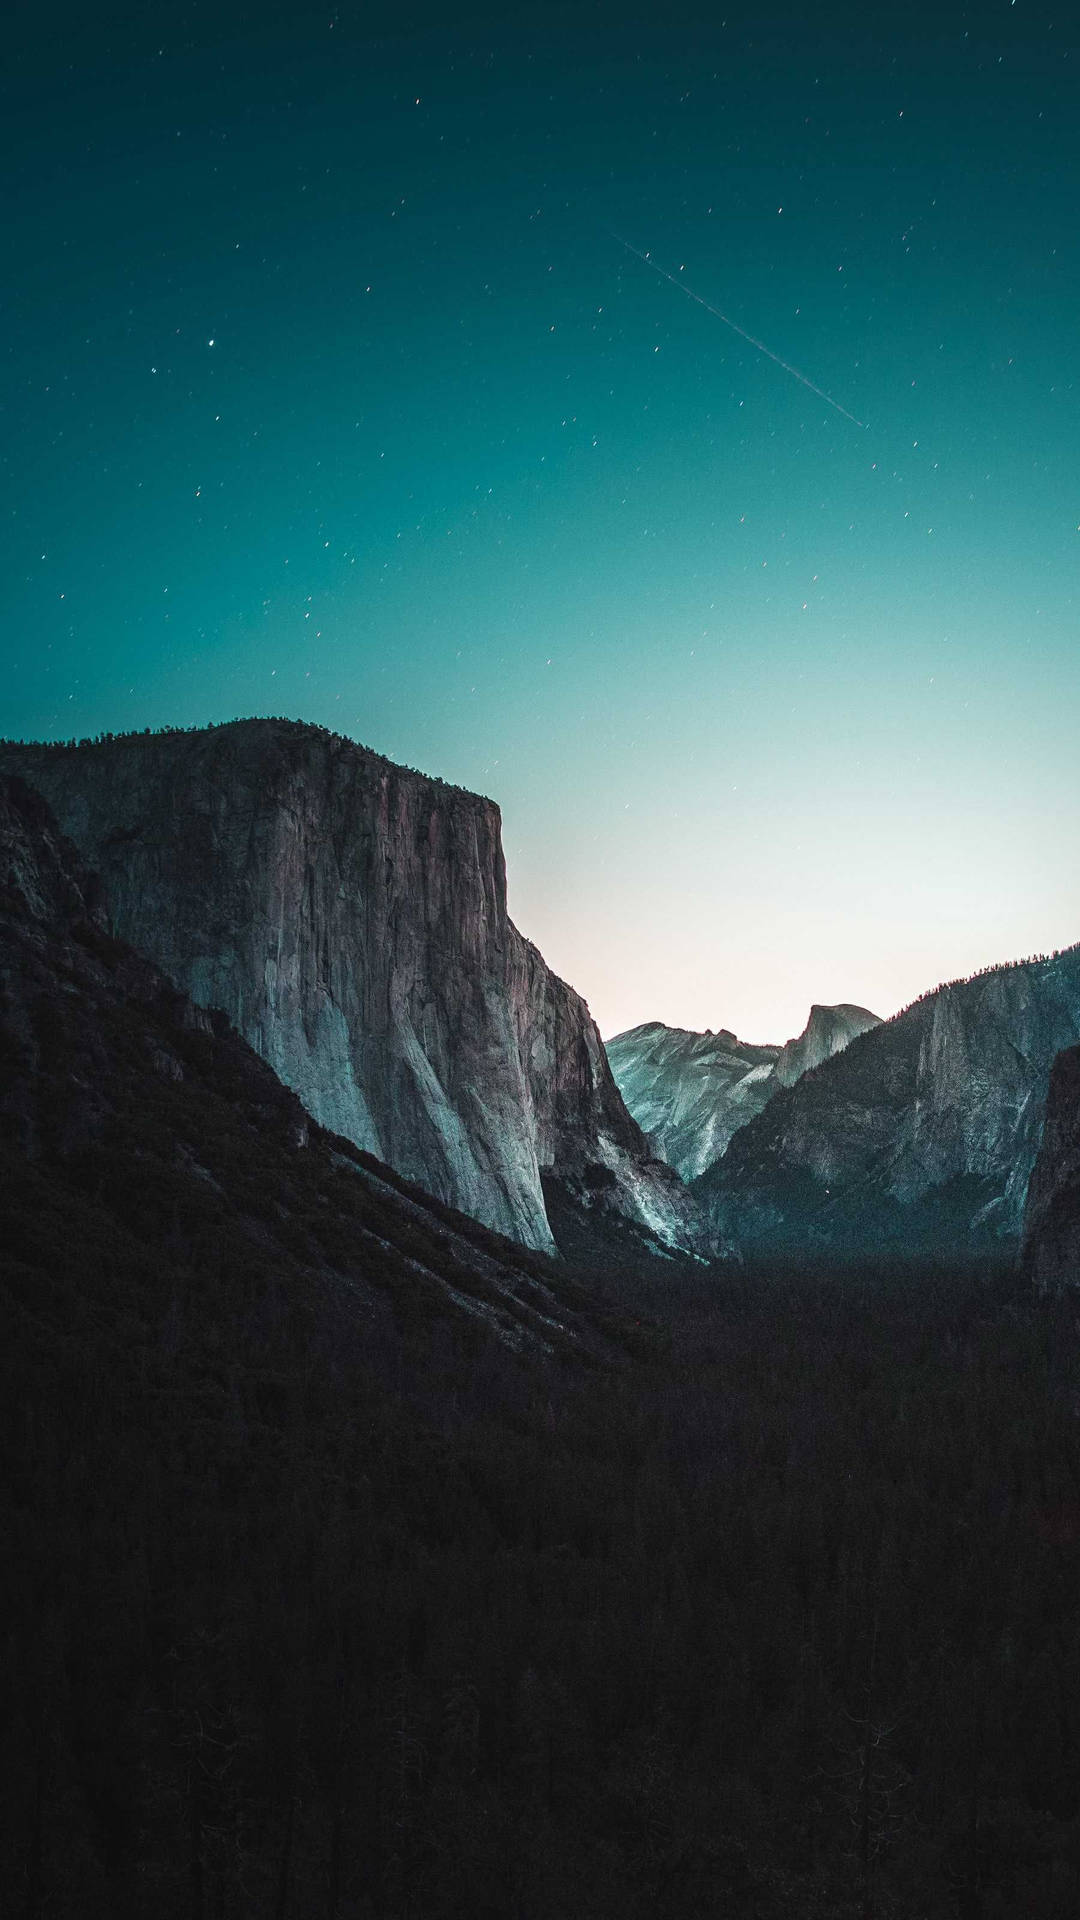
[2,721,693,1254]
[0,773,619,1358]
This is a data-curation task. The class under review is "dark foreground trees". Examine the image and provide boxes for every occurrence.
[4,1214,1080,1918]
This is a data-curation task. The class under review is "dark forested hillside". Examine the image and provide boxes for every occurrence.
[4,776,1080,1918]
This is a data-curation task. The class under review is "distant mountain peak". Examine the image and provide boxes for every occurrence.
[774,1002,882,1089]
[606,1000,878,1183]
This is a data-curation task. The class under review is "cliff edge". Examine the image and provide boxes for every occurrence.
[694,950,1080,1255]
[1,721,695,1254]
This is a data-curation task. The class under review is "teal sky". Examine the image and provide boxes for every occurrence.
[4,1,1079,1040]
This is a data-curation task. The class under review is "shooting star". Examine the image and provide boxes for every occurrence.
[614,234,866,430]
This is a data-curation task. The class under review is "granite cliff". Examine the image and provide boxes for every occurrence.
[607,1002,880,1183]
[1021,1043,1080,1289]
[0,773,626,1357]
[1,722,695,1254]
[695,949,1080,1255]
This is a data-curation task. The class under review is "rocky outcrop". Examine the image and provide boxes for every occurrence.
[1,722,696,1254]
[695,950,1080,1255]
[773,1003,881,1088]
[1021,1044,1080,1289]
[607,1003,880,1183]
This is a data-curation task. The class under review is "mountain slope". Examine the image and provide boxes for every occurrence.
[694,950,1080,1254]
[607,1003,880,1182]
[606,1023,781,1180]
[1022,1043,1080,1289]
[1,722,695,1255]
[773,1001,881,1087]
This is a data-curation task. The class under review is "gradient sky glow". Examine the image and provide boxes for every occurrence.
[4,1,1079,1041]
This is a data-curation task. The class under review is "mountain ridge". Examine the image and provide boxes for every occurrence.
[607,1001,880,1182]
[695,945,1080,1255]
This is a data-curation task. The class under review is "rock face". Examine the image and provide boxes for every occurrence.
[0,773,626,1363]
[607,1003,880,1183]
[773,1002,881,1089]
[695,950,1080,1255]
[1,722,695,1254]
[1021,1044,1080,1290]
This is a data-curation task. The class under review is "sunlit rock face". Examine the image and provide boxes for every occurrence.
[607,1004,880,1183]
[1,721,696,1254]
[695,951,1080,1256]
[1022,1044,1080,1290]
[606,1023,782,1181]
[773,1002,882,1088]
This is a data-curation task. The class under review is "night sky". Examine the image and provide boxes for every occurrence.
[4,0,1079,1041]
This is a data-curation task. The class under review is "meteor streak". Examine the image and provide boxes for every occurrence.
[614,234,866,429]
